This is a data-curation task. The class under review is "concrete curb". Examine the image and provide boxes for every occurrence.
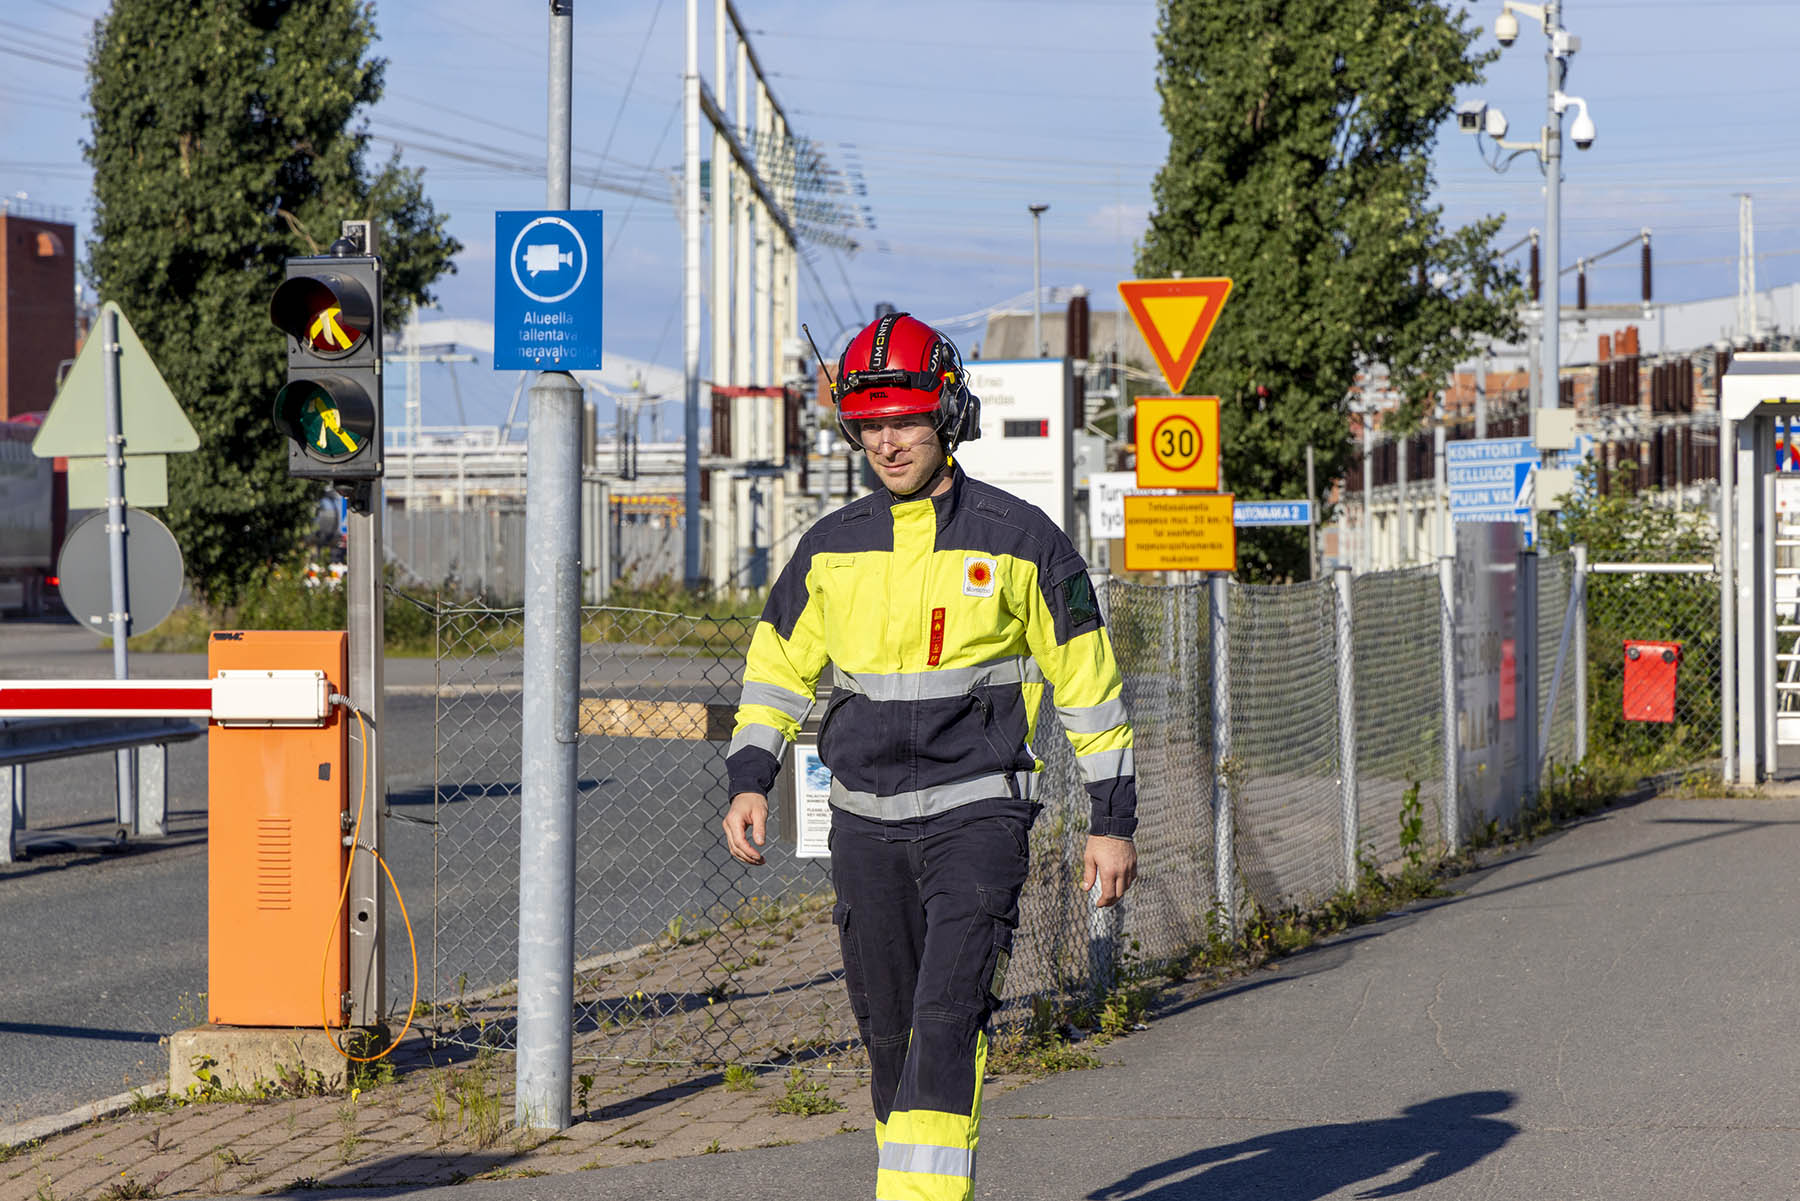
[0,1080,166,1150]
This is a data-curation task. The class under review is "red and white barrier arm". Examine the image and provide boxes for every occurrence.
[0,672,333,726]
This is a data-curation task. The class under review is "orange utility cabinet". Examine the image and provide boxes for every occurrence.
[1623,639,1681,724]
[207,630,349,1026]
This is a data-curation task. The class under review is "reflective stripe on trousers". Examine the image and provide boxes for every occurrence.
[829,813,1029,1201]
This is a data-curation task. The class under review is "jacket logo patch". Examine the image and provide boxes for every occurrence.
[1062,571,1100,627]
[963,556,997,598]
[928,607,946,665]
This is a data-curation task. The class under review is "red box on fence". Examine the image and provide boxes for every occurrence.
[1623,640,1681,724]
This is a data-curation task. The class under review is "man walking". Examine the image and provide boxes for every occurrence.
[723,311,1138,1201]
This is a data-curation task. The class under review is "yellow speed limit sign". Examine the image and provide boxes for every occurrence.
[1135,396,1220,490]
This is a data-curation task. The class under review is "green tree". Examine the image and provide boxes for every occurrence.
[84,0,459,605]
[1139,0,1521,579]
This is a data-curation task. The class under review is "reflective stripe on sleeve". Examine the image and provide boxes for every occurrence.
[739,680,813,721]
[1076,747,1134,783]
[727,723,786,759]
[1054,695,1129,734]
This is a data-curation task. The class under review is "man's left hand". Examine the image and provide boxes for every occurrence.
[1081,835,1138,908]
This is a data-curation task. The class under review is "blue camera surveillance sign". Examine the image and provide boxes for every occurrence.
[493,210,603,371]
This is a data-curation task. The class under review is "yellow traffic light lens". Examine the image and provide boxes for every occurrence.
[307,305,358,353]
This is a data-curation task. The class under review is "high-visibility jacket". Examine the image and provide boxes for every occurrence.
[727,460,1136,838]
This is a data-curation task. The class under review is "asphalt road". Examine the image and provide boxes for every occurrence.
[0,617,816,1124]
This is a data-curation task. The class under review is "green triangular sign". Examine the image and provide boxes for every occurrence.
[32,301,200,459]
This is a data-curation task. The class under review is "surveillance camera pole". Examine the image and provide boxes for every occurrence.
[1029,204,1049,357]
[1540,0,1563,441]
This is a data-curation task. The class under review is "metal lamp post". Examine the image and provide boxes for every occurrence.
[1029,203,1049,357]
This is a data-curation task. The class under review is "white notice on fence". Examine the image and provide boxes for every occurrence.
[789,741,833,858]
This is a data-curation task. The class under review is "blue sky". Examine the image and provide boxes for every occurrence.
[4,0,1799,428]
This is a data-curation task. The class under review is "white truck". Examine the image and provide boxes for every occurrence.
[0,416,57,617]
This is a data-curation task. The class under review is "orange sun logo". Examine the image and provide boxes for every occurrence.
[967,562,991,587]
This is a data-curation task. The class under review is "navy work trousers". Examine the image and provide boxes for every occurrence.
[829,809,1031,1201]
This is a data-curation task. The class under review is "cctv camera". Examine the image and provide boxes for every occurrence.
[1570,110,1595,149]
[1485,107,1508,139]
[1494,8,1519,45]
[1456,100,1487,135]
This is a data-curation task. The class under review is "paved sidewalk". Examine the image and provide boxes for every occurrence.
[7,791,1800,1200]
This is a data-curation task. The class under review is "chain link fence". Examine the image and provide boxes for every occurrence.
[1352,568,1448,866]
[424,563,1576,1069]
[1584,564,1720,771]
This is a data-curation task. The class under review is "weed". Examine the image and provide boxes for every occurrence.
[336,1101,361,1164]
[285,1177,322,1191]
[575,1073,595,1116]
[617,1138,656,1149]
[836,1123,861,1135]
[428,1076,453,1140]
[34,1177,56,1201]
[169,991,206,1028]
[722,1063,760,1092]
[0,1140,39,1164]
[987,1029,1100,1077]
[772,1067,846,1116]
[1398,778,1426,871]
[97,1174,160,1200]
[701,1138,724,1154]
[127,1089,175,1114]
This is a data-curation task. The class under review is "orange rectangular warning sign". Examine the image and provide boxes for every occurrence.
[1135,396,1221,490]
[1123,493,1237,573]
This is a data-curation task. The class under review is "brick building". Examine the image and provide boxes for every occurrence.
[0,205,78,420]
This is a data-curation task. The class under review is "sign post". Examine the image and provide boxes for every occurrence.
[33,301,199,836]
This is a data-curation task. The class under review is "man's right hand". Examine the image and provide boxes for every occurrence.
[723,791,769,865]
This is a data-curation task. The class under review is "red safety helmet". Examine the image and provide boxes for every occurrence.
[833,312,981,451]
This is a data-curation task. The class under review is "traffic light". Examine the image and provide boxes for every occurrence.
[269,251,383,482]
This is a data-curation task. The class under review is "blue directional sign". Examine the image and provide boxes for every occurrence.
[1233,500,1312,527]
[493,210,603,371]
[1447,436,1539,523]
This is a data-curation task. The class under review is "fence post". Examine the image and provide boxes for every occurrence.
[139,742,167,838]
[1439,555,1459,855]
[1518,548,1540,804]
[1333,566,1358,891]
[1572,544,1588,763]
[1209,573,1236,935]
[1,763,19,865]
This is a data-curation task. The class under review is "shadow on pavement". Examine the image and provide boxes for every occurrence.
[1086,1090,1518,1201]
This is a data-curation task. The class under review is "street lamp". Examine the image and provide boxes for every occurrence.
[1457,1,1596,439]
[1029,203,1049,357]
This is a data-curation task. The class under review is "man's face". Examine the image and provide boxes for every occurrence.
[858,413,946,496]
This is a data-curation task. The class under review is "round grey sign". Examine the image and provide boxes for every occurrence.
[58,508,186,638]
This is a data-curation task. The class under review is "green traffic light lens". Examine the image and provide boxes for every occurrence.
[274,377,375,463]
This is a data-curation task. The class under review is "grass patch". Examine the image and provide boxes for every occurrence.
[722,1063,761,1092]
[772,1068,846,1116]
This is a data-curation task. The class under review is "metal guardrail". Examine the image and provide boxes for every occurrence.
[0,717,205,864]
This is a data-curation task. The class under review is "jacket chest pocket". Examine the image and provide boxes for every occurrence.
[820,554,889,657]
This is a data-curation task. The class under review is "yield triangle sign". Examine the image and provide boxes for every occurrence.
[32,301,199,459]
[1117,277,1234,393]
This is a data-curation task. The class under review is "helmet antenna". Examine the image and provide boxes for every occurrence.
[800,323,837,394]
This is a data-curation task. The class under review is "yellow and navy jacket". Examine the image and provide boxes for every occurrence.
[727,460,1137,838]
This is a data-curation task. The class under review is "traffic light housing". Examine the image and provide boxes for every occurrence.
[270,252,383,482]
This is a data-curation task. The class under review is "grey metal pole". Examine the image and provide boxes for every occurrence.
[1029,204,1048,357]
[1361,414,1374,574]
[1396,429,1410,565]
[1540,0,1563,445]
[1332,566,1358,890]
[1572,543,1588,762]
[1438,554,1459,853]
[683,0,703,587]
[1209,574,1236,934]
[1433,399,1448,559]
[100,306,135,832]
[1517,548,1540,804]
[1474,354,1488,440]
[546,1,572,209]
[1305,443,1319,579]
[345,483,385,1026]
[516,0,579,1133]
[1721,415,1736,783]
